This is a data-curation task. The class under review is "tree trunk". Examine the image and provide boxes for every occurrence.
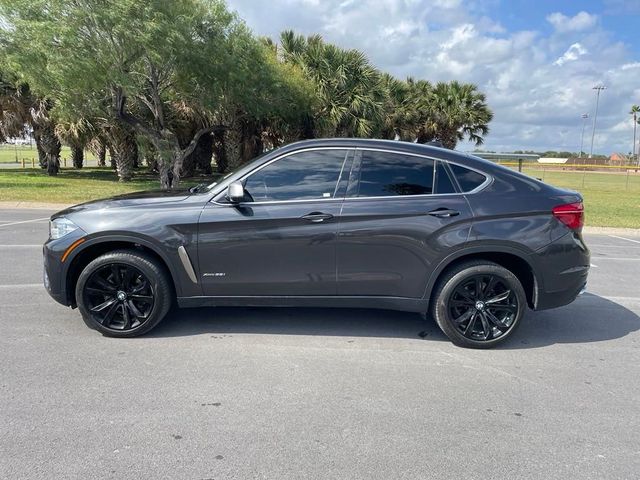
[104,124,137,181]
[32,126,48,168]
[71,144,84,168]
[224,125,243,172]
[194,133,213,174]
[143,143,159,171]
[108,145,117,169]
[438,129,458,149]
[96,142,106,166]
[156,144,175,189]
[37,123,61,176]
[180,147,196,178]
[212,129,227,173]
[240,119,263,165]
[178,130,213,177]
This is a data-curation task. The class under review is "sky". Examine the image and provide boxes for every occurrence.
[227,0,640,155]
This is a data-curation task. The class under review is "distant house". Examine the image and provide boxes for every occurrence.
[609,153,630,164]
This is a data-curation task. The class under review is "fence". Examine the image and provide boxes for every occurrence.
[497,161,640,192]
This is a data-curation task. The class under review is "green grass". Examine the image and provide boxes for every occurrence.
[0,164,638,228]
[520,167,640,229]
[0,168,163,204]
[0,145,98,164]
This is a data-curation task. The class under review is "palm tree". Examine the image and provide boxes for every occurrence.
[0,78,29,143]
[630,105,640,164]
[416,81,493,149]
[87,135,108,167]
[101,122,137,182]
[55,119,94,169]
[1,73,63,174]
[280,30,385,139]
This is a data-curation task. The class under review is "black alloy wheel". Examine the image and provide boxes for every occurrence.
[76,250,172,337]
[431,260,526,348]
[448,274,517,341]
[83,263,155,331]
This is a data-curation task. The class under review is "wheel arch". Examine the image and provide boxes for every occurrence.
[64,235,180,307]
[424,246,540,309]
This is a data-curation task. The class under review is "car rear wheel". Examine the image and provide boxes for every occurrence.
[75,250,172,337]
[430,260,526,348]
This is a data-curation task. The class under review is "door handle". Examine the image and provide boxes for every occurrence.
[301,212,334,223]
[428,208,460,218]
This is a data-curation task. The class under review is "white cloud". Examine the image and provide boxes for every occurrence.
[621,62,640,70]
[547,11,598,33]
[228,0,640,154]
[554,43,588,66]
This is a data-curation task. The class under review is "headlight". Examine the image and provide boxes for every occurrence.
[49,217,79,240]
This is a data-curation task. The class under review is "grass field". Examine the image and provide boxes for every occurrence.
[0,164,638,228]
[0,145,99,165]
[519,167,640,229]
[0,168,159,203]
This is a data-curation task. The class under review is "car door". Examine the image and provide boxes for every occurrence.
[197,148,353,297]
[336,148,474,298]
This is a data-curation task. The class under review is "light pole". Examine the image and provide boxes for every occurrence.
[579,113,589,158]
[633,111,637,166]
[631,106,640,167]
[589,85,606,158]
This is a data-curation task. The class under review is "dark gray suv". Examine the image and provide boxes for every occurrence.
[43,138,589,348]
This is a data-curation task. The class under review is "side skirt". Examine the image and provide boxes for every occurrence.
[177,295,428,313]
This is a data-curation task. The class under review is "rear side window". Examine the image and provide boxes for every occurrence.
[449,164,487,192]
[352,151,434,197]
[243,149,348,202]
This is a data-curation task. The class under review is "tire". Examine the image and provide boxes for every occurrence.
[430,260,526,349]
[75,249,173,337]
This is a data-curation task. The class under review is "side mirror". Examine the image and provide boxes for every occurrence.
[227,181,245,203]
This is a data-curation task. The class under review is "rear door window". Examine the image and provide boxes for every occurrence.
[350,150,434,197]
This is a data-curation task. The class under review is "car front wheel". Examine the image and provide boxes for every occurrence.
[75,249,173,337]
[431,260,526,348]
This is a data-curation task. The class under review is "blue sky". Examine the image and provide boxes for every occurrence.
[227,0,640,154]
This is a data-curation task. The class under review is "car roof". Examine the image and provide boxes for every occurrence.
[277,138,497,171]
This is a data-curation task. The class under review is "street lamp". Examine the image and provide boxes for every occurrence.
[589,85,606,159]
[579,113,589,158]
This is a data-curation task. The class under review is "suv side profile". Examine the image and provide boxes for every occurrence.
[43,138,589,348]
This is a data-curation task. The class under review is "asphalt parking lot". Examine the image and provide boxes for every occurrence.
[1,208,639,479]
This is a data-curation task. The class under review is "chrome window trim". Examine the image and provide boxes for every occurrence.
[211,145,493,207]
[212,146,352,206]
[351,147,493,197]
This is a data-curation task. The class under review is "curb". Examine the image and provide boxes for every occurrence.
[582,226,640,237]
[0,201,73,210]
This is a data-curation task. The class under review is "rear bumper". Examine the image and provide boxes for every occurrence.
[533,231,590,311]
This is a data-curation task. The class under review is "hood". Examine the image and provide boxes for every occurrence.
[53,189,192,218]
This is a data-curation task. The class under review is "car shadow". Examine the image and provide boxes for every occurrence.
[501,293,640,349]
[148,293,639,349]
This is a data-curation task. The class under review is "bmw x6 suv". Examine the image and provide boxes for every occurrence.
[43,138,589,348]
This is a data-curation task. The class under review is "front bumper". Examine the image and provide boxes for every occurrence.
[43,229,86,307]
[532,230,590,310]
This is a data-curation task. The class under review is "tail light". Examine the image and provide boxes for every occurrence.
[552,202,584,231]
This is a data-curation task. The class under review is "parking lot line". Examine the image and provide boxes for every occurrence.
[0,217,49,228]
[0,244,43,248]
[587,244,640,248]
[590,256,640,261]
[608,235,640,245]
[0,283,42,289]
